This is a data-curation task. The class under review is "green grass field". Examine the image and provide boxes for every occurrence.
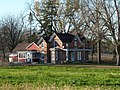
[0,65,120,90]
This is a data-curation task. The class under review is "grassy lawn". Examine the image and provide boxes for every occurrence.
[0,65,120,89]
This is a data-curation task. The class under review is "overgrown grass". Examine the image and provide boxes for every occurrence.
[0,84,120,90]
[0,65,120,89]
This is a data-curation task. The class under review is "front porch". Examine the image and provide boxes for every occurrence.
[67,49,92,62]
[50,48,92,64]
[17,51,40,63]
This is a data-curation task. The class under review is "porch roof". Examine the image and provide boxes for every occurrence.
[67,48,92,51]
[50,47,92,52]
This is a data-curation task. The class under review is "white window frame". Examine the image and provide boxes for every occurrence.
[42,42,44,48]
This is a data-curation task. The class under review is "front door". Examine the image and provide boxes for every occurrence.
[27,52,32,62]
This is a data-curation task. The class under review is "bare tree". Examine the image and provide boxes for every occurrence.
[84,0,120,65]
[77,0,110,64]
[0,15,24,52]
[100,0,120,65]
[0,29,8,60]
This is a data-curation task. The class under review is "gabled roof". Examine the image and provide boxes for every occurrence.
[12,42,31,53]
[49,33,75,43]
[43,37,50,43]
[37,32,87,44]
[37,37,50,44]
[70,30,87,42]
[26,42,39,51]
[56,33,75,43]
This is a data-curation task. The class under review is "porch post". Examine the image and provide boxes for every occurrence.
[74,50,76,61]
[84,46,86,61]
[18,52,19,62]
[66,49,68,61]
[31,52,33,63]
[56,50,58,61]
[51,50,55,64]
[84,51,86,61]
[90,51,93,62]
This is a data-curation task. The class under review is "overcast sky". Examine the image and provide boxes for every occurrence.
[0,0,33,17]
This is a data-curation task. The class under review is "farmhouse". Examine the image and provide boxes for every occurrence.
[9,33,92,64]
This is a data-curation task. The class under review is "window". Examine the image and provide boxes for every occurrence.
[36,53,40,58]
[54,41,58,47]
[77,52,81,60]
[33,53,40,58]
[32,53,36,58]
[42,42,44,47]
[19,53,26,58]
[71,52,75,61]
[41,53,44,60]
[56,51,58,60]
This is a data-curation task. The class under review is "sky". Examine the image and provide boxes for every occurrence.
[0,0,33,17]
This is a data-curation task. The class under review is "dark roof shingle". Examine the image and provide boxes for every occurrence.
[43,37,50,43]
[12,42,30,53]
[56,33,75,43]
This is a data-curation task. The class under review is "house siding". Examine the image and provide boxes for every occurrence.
[38,39,49,63]
[19,58,26,62]
[27,43,39,51]
[53,35,63,48]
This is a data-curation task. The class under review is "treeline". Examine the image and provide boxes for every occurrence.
[0,0,120,65]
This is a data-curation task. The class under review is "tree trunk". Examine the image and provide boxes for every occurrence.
[2,50,6,66]
[92,45,95,62]
[2,50,6,60]
[97,39,101,64]
[115,46,120,66]
[112,49,116,61]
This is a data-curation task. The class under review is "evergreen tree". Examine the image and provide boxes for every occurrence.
[34,0,59,36]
